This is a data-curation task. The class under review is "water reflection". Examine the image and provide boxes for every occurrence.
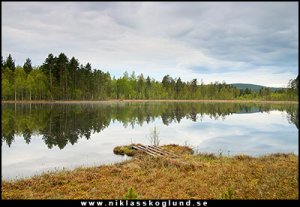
[2,102,298,149]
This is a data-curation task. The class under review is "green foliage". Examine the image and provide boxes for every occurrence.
[23,58,33,74]
[288,76,299,99]
[14,67,27,100]
[221,187,235,199]
[4,54,15,71]
[1,75,12,99]
[113,145,137,156]
[1,53,298,101]
[123,188,139,199]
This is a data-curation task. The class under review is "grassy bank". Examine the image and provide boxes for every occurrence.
[2,145,298,199]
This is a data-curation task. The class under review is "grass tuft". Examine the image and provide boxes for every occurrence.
[113,144,139,156]
[123,187,139,199]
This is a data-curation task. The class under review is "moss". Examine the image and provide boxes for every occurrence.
[113,145,137,156]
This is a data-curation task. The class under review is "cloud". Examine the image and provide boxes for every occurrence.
[2,2,298,86]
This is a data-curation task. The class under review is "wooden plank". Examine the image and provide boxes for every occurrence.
[132,146,158,157]
[147,145,173,156]
[146,145,171,157]
[132,144,182,160]
[131,144,190,166]
[137,145,164,157]
[149,145,180,158]
[156,146,180,157]
[132,145,162,157]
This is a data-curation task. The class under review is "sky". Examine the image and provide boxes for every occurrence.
[2,2,298,87]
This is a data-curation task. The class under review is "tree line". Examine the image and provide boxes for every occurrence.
[1,53,299,101]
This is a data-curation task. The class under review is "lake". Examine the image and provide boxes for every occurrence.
[1,102,298,180]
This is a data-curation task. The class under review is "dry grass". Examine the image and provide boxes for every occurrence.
[2,145,298,199]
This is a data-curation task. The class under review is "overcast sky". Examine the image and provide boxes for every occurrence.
[2,2,298,87]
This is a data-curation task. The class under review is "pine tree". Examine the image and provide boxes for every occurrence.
[4,54,15,71]
[23,58,33,74]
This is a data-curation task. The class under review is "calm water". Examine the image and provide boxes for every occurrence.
[1,102,298,180]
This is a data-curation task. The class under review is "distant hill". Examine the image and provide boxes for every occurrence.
[230,83,285,92]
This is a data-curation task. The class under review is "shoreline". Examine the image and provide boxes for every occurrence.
[1,99,298,104]
[2,145,298,199]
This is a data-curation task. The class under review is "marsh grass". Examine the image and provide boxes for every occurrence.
[2,146,298,199]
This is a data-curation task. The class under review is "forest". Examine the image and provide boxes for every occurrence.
[1,53,299,101]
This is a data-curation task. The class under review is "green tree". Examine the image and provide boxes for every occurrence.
[145,76,152,99]
[56,53,69,99]
[34,70,48,99]
[42,53,56,99]
[2,76,12,99]
[116,76,131,99]
[26,71,36,100]
[288,76,299,96]
[4,54,16,72]
[175,78,183,99]
[259,87,270,100]
[14,67,27,100]
[23,58,33,74]
[68,57,79,99]
[190,78,197,98]
[1,68,14,99]
[162,75,175,98]
[84,63,93,99]
[137,73,145,99]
